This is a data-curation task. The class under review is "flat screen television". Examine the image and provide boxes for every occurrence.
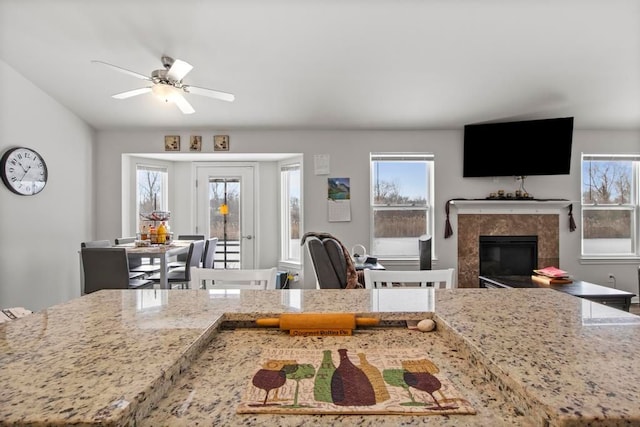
[463,117,574,177]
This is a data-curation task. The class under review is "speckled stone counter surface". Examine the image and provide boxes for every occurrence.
[1,288,640,426]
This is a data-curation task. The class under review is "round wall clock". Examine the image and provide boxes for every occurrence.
[1,147,48,196]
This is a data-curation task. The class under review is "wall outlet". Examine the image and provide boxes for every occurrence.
[607,274,616,283]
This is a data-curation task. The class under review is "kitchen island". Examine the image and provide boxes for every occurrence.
[1,288,639,426]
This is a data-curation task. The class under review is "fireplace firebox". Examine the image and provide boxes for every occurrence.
[479,235,538,277]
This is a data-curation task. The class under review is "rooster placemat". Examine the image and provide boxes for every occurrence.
[237,347,476,415]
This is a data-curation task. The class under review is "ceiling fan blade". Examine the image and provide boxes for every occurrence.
[91,60,151,81]
[173,93,195,114]
[112,87,152,99]
[184,85,235,102]
[166,59,193,82]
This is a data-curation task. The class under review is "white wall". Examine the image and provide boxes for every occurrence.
[0,60,94,311]
[1,61,636,311]
[95,129,640,295]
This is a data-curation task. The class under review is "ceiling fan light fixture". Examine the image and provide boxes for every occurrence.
[151,83,180,103]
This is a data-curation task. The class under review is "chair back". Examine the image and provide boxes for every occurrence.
[363,268,456,289]
[305,236,348,289]
[184,240,206,281]
[115,237,135,245]
[81,240,111,248]
[81,247,132,293]
[175,235,205,262]
[191,267,277,290]
[202,237,219,269]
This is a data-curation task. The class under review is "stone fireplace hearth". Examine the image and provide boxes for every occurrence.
[456,213,560,288]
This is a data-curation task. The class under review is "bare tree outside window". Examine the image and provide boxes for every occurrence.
[137,165,168,230]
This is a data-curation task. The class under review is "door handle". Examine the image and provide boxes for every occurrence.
[242,235,253,240]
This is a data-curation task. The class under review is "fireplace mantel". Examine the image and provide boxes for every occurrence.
[450,199,575,214]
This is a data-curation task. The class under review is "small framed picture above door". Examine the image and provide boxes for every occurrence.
[214,135,230,151]
[164,135,180,151]
[190,135,202,152]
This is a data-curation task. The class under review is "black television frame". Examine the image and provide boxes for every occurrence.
[463,117,574,177]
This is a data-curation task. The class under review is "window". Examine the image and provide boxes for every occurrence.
[370,153,434,258]
[280,162,301,263]
[136,164,168,232]
[581,154,640,258]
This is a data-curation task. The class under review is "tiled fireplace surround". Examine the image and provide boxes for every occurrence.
[457,212,560,288]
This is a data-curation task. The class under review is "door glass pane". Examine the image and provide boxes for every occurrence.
[209,179,240,269]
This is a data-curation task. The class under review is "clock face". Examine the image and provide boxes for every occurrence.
[1,147,48,196]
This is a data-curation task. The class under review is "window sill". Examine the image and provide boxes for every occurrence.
[580,256,640,265]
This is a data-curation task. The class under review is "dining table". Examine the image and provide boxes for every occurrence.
[116,240,192,289]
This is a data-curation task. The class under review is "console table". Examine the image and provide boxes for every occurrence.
[479,275,635,312]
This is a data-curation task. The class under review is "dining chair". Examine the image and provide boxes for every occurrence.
[81,240,112,248]
[81,247,155,294]
[363,268,456,289]
[190,267,278,290]
[115,236,161,275]
[80,240,146,280]
[304,235,355,289]
[168,234,205,269]
[149,239,205,289]
[202,237,219,269]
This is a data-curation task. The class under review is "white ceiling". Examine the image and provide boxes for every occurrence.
[1,0,639,131]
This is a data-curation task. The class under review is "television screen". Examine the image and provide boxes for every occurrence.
[463,117,574,177]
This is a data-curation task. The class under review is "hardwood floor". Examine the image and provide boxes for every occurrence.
[630,303,640,315]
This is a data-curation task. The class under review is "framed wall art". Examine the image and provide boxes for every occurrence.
[164,135,180,151]
[190,135,202,152]
[214,135,230,151]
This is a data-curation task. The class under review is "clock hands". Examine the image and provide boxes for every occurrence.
[17,164,32,184]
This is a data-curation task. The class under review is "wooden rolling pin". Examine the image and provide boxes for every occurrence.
[256,313,379,336]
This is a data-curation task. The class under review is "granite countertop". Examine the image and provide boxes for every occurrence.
[1,288,640,426]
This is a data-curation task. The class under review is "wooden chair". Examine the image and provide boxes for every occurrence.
[363,268,456,289]
[191,267,277,290]
[149,239,205,289]
[81,247,154,294]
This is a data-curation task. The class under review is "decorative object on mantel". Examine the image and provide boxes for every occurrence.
[443,198,576,238]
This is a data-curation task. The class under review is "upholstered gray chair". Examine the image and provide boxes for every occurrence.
[168,234,205,269]
[305,236,349,289]
[202,237,219,269]
[81,247,154,294]
[115,236,161,275]
[149,239,205,289]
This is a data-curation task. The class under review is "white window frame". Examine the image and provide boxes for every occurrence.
[369,153,435,260]
[135,163,169,233]
[581,153,640,261]
[279,159,302,266]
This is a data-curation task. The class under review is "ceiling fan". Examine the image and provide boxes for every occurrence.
[91,55,235,114]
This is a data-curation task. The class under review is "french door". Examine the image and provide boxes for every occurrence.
[196,164,256,269]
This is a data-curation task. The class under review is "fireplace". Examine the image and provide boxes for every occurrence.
[479,235,538,277]
[456,213,560,288]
